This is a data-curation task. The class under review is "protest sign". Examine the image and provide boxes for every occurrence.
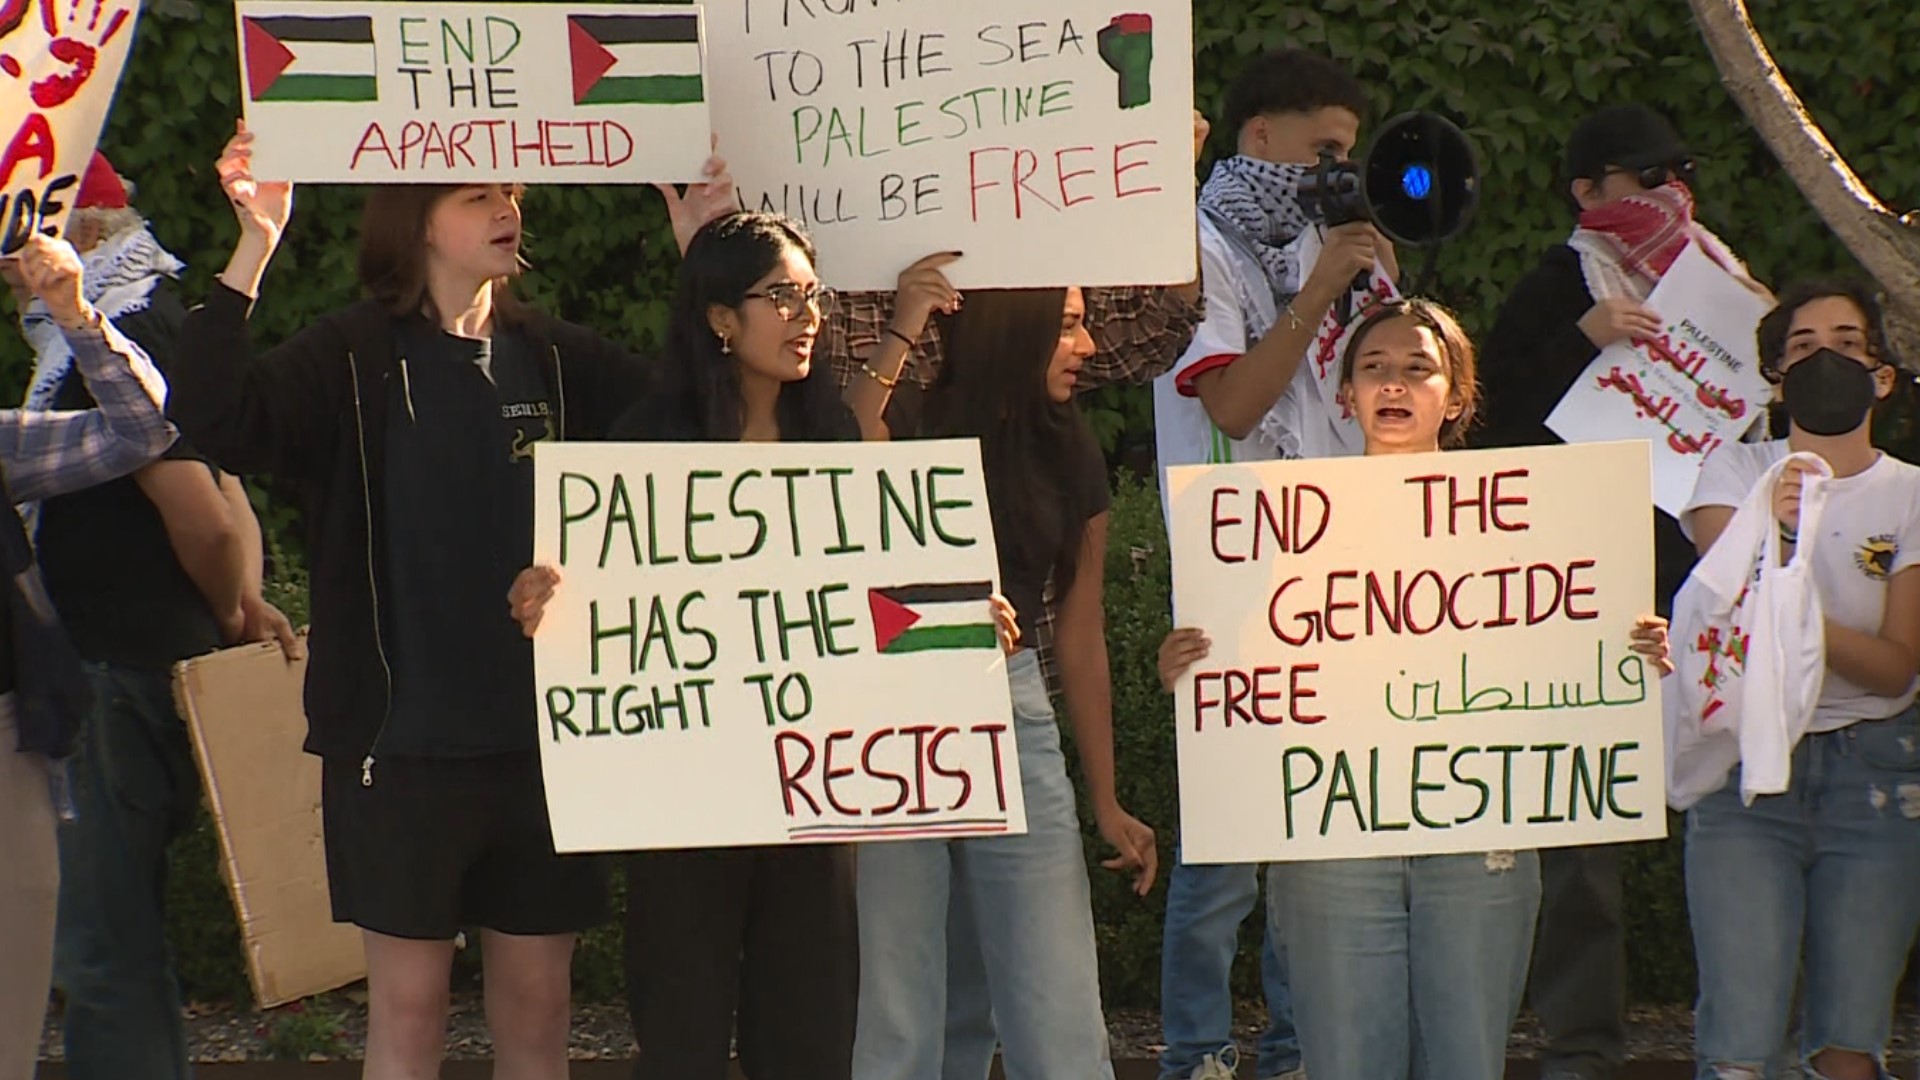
[235,2,711,183]
[1547,242,1772,514]
[705,0,1198,289]
[175,636,368,1008]
[0,0,141,254]
[1165,442,1668,864]
[531,439,1023,853]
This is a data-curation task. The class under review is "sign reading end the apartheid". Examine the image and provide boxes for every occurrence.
[532,440,1024,853]
[0,0,141,254]
[1166,442,1668,864]
[235,2,711,183]
[706,0,1197,289]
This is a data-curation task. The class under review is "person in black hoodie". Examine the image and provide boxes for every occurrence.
[1473,104,1769,1080]
[166,120,733,1080]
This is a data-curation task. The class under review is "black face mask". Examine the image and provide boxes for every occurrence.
[1781,348,1879,436]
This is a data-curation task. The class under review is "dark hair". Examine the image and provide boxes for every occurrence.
[1756,277,1895,381]
[924,288,1097,596]
[1339,297,1481,449]
[660,211,849,442]
[358,183,527,325]
[1222,48,1369,139]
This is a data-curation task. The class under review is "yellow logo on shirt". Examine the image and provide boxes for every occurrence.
[1856,534,1898,580]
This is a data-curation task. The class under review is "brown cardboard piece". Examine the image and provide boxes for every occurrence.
[173,636,366,1007]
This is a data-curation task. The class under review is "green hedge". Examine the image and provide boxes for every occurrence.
[85,0,1920,1013]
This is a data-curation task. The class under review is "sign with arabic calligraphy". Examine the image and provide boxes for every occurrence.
[1165,441,1669,863]
[1546,242,1772,515]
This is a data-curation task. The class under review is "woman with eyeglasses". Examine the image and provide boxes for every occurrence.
[508,212,1016,1080]
[1678,280,1920,1080]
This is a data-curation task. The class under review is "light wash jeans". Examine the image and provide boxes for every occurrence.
[1272,851,1540,1080]
[1159,852,1299,1079]
[853,650,1114,1080]
[1686,708,1920,1080]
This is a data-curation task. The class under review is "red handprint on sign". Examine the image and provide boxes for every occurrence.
[0,0,129,107]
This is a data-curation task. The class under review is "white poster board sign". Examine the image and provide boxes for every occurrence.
[1547,242,1771,514]
[235,2,710,183]
[531,439,1025,852]
[705,0,1197,289]
[1166,442,1668,864]
[0,0,141,254]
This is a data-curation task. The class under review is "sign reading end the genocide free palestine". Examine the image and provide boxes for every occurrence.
[531,440,1026,853]
[234,1,712,183]
[705,0,1199,289]
[1166,442,1669,864]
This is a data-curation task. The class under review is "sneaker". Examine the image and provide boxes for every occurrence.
[1187,1045,1240,1080]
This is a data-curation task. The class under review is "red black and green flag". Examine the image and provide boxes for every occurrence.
[868,582,999,655]
[243,15,378,103]
[568,13,705,106]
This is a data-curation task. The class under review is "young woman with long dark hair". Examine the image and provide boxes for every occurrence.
[166,121,731,1080]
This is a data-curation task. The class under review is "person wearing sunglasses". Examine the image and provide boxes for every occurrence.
[1470,104,1770,1080]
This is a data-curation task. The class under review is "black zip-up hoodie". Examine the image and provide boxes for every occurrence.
[168,282,651,771]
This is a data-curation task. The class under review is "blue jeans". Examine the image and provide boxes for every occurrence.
[53,665,198,1080]
[1273,851,1540,1080]
[1159,854,1299,1079]
[1686,710,1920,1080]
[853,650,1115,1080]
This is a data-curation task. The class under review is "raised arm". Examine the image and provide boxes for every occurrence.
[0,236,173,504]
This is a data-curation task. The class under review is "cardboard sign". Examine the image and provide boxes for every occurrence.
[1547,242,1772,514]
[0,0,142,255]
[705,0,1198,289]
[1165,443,1669,864]
[174,636,367,1008]
[531,439,1024,853]
[235,1,711,183]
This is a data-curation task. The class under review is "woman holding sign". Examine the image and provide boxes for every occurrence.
[166,121,733,1080]
[844,283,1158,1080]
[1160,298,1672,1080]
[1677,280,1920,1080]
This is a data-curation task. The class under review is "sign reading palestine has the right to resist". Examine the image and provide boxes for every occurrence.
[1166,442,1669,864]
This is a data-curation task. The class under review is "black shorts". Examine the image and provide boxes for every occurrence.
[321,751,608,940]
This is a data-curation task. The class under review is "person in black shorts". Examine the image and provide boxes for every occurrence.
[165,120,732,1080]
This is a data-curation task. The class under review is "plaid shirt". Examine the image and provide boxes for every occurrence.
[5,317,174,504]
[826,286,1202,690]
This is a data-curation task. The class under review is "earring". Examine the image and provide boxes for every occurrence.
[719,334,732,354]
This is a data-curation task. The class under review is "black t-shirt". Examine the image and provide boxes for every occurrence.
[997,427,1110,644]
[36,287,226,670]
[380,320,553,755]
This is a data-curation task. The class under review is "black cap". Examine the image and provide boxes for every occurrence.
[1564,105,1690,180]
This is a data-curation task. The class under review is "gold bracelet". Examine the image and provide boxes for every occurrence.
[861,363,899,390]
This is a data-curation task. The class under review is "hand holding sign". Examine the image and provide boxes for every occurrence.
[15,233,92,328]
[508,563,562,637]
[656,138,735,257]
[1578,297,1662,350]
[218,121,295,246]
[893,251,964,337]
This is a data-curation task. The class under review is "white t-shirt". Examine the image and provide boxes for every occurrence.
[1682,440,1920,729]
[1152,214,1351,513]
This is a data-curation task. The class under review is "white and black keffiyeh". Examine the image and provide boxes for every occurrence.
[1196,155,1314,298]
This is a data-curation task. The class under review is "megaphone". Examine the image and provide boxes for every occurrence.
[1298,111,1479,248]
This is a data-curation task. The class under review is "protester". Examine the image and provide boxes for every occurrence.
[1163,298,1671,1080]
[0,232,176,1080]
[845,285,1155,1080]
[165,120,730,1080]
[1146,48,1397,1080]
[1678,279,1920,1080]
[1474,104,1770,1080]
[8,153,297,1080]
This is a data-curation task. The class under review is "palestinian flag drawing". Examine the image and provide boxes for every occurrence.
[568,13,704,106]
[243,15,377,103]
[868,583,999,655]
